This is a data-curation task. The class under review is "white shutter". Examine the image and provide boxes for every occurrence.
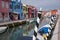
[2,1,4,8]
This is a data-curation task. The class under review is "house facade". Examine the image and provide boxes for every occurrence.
[10,0,23,20]
[28,5,37,18]
[0,0,10,22]
[22,4,28,19]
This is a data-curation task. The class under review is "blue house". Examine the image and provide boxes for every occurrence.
[10,0,23,20]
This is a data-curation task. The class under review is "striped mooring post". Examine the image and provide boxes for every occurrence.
[49,15,56,29]
[33,11,42,40]
[44,15,57,40]
[33,14,57,40]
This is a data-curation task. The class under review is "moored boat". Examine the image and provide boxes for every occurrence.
[0,26,7,33]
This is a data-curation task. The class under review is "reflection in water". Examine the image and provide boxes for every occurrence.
[0,22,34,40]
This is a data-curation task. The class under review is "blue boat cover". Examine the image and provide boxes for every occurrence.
[38,27,49,34]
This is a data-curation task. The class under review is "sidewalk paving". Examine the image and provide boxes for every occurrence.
[51,15,60,40]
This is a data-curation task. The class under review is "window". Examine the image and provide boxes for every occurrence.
[15,3,20,9]
[26,7,28,11]
[0,13,2,18]
[2,1,4,8]
[10,3,13,9]
[10,5,12,9]
[31,13,34,18]
[31,10,34,18]
[32,10,34,13]
[4,13,9,17]
[6,2,9,8]
[21,13,23,16]
[23,7,26,10]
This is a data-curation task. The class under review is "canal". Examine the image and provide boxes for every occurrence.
[0,21,35,40]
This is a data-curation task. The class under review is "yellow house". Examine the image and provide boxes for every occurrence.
[22,4,28,19]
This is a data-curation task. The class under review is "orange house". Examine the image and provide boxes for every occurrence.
[51,9,58,15]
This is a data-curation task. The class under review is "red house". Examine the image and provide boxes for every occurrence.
[28,5,37,18]
[0,0,10,22]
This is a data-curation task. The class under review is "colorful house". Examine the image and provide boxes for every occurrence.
[51,9,58,15]
[10,0,23,20]
[22,4,28,19]
[0,0,10,22]
[28,5,37,18]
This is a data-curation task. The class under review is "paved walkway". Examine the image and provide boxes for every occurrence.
[51,15,60,40]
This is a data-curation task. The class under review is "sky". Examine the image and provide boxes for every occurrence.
[19,0,60,11]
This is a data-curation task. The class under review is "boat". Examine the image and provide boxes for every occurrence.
[0,26,7,33]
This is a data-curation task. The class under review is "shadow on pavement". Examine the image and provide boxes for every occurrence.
[17,36,38,40]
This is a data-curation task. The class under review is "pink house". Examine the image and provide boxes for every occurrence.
[0,0,10,22]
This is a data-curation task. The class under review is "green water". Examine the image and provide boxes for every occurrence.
[0,22,34,40]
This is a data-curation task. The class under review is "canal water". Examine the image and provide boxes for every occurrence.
[0,22,34,40]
